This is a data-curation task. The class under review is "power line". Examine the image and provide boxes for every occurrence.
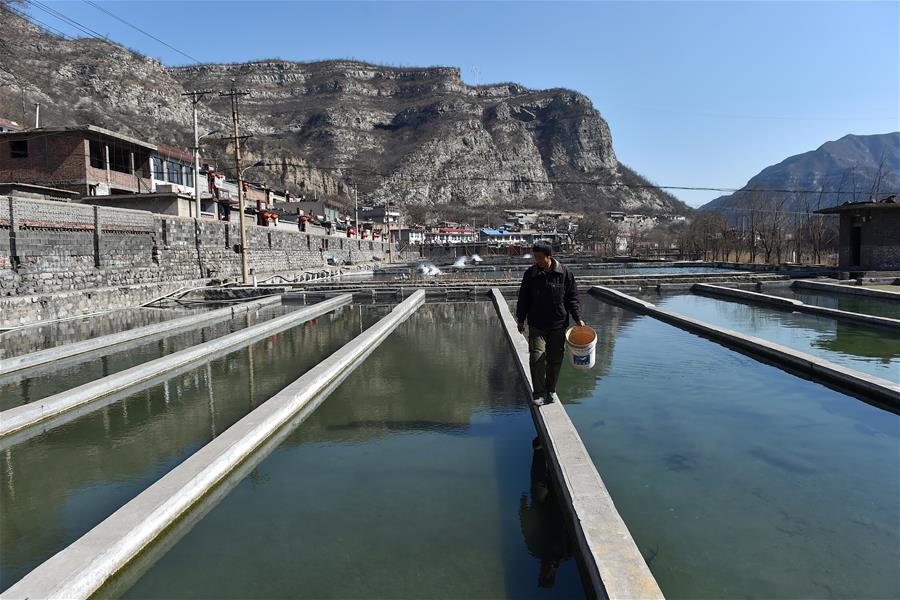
[1,1,69,38]
[261,160,898,197]
[24,0,108,39]
[2,128,895,199]
[81,0,202,64]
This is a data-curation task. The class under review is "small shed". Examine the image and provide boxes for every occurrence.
[816,195,900,275]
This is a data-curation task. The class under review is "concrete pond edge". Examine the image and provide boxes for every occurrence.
[0,295,352,438]
[794,279,900,301]
[589,286,900,408]
[489,288,665,600]
[0,294,282,376]
[2,290,426,600]
[692,284,900,331]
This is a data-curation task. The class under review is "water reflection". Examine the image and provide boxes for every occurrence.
[560,297,899,599]
[0,306,388,591]
[762,286,900,320]
[519,449,574,588]
[646,292,900,380]
[119,302,585,600]
[0,304,298,410]
[0,306,203,357]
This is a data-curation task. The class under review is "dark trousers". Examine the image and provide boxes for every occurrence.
[527,326,566,398]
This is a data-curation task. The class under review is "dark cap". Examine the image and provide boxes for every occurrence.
[532,241,552,256]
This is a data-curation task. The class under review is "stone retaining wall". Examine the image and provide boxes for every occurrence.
[0,196,401,325]
[1,196,398,295]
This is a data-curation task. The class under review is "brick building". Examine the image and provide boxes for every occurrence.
[0,125,195,197]
[817,196,900,276]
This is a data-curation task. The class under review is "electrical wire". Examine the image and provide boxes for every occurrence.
[24,0,108,39]
[0,1,69,38]
[81,0,202,64]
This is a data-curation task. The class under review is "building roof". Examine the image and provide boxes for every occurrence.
[480,228,517,235]
[0,118,23,131]
[0,124,190,159]
[0,181,79,198]
[816,195,899,214]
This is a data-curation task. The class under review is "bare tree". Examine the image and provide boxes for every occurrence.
[757,193,788,264]
[575,214,617,255]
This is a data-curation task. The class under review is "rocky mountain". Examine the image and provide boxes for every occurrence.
[0,5,691,215]
[701,133,900,215]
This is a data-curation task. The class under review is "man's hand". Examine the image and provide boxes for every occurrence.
[577,320,586,327]
[517,322,525,333]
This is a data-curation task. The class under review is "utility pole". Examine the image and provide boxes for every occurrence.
[220,83,251,284]
[182,90,214,219]
[354,186,359,240]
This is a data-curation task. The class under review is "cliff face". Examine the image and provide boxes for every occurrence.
[0,8,690,214]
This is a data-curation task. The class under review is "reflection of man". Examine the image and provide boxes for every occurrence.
[519,449,573,588]
[516,241,584,406]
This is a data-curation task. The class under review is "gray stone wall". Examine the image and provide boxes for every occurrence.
[0,196,399,325]
[837,210,900,272]
[866,211,900,271]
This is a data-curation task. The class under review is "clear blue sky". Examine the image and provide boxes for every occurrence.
[24,1,900,207]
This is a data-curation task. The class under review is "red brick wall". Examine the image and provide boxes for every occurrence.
[0,133,152,194]
[0,133,89,193]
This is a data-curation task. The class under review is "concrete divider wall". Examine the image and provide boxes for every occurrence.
[0,294,281,374]
[794,279,900,300]
[489,288,664,600]
[589,286,900,407]
[2,290,425,600]
[693,283,900,331]
[0,295,352,439]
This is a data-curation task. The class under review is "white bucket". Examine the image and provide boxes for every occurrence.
[565,325,597,370]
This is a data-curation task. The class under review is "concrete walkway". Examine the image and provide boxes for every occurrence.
[490,288,664,600]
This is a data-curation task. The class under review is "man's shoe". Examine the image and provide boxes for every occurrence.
[547,392,560,404]
[532,395,546,407]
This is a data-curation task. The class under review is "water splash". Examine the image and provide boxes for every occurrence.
[416,263,443,276]
[471,254,483,263]
[452,256,468,268]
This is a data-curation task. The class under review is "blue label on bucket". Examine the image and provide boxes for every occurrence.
[573,354,591,365]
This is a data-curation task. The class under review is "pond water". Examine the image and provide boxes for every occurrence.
[0,305,388,591]
[118,303,585,600]
[0,306,206,357]
[372,264,738,282]
[0,303,299,411]
[762,285,900,320]
[554,295,899,599]
[643,291,900,381]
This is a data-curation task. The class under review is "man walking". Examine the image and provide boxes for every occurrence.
[516,241,585,406]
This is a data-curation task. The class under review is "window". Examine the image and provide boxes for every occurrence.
[89,140,105,168]
[185,167,193,188]
[9,140,27,158]
[166,160,183,184]
[151,157,164,180]
[109,145,131,174]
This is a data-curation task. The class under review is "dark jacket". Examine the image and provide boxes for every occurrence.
[516,258,581,331]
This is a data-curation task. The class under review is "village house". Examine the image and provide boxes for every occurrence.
[427,227,479,245]
[817,196,900,276]
[0,125,196,198]
[0,118,23,133]
[397,228,426,245]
